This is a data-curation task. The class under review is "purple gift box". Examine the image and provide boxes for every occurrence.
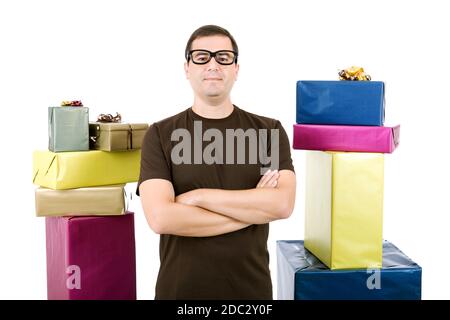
[293,124,400,153]
[45,213,136,300]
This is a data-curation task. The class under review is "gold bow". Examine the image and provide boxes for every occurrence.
[338,66,371,81]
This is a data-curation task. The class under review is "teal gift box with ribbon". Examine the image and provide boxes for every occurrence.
[48,106,89,152]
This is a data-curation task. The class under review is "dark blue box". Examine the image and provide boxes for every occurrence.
[277,240,421,300]
[296,81,385,126]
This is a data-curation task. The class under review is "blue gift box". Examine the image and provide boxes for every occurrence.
[296,81,385,126]
[277,240,421,300]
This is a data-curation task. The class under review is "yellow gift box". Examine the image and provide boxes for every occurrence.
[32,150,140,190]
[304,151,384,270]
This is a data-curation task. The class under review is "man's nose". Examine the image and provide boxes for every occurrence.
[206,56,220,70]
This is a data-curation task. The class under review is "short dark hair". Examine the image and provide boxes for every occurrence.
[185,25,239,63]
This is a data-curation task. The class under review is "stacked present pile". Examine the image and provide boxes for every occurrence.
[32,101,148,300]
[277,67,422,300]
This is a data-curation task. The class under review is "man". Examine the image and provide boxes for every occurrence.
[137,25,296,299]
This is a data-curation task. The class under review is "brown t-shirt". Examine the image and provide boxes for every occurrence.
[137,105,295,299]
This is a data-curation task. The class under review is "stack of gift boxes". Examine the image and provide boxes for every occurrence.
[277,78,422,300]
[32,102,148,300]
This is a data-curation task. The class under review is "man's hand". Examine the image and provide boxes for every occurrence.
[176,169,280,206]
[174,169,295,225]
[256,169,280,188]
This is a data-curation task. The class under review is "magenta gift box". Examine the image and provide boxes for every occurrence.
[45,213,136,300]
[293,124,400,153]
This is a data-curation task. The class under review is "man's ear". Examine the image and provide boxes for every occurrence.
[234,63,239,81]
[184,62,189,79]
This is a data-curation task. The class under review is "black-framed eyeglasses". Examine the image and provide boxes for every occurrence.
[187,50,238,65]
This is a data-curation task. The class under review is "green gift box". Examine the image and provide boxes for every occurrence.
[48,106,89,152]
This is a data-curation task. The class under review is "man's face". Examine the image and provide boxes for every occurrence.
[184,35,239,101]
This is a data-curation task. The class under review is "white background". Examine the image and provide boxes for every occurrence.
[1,0,449,300]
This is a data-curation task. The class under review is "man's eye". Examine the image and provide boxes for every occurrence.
[194,54,209,61]
[218,54,232,62]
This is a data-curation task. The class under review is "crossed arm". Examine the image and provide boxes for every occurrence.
[139,169,296,237]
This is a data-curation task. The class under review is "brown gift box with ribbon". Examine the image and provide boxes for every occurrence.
[89,122,149,151]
